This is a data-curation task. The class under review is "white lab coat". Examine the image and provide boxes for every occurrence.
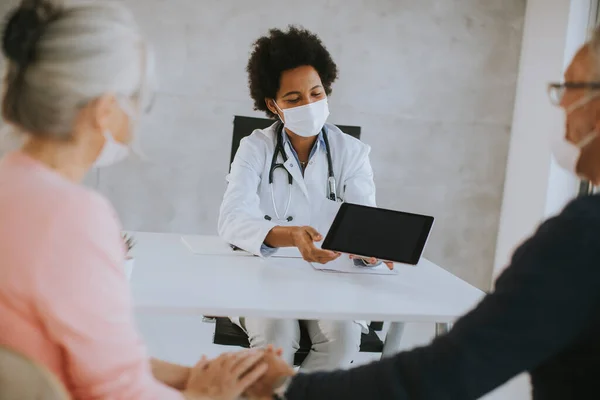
[219,122,376,253]
[218,122,377,331]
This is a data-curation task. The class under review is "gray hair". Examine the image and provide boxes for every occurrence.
[1,0,150,140]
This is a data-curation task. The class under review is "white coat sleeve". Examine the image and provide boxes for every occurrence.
[218,136,277,256]
[342,143,377,207]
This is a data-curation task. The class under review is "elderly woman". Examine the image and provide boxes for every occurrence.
[0,1,266,399]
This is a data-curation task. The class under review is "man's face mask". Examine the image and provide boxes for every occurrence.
[552,93,600,175]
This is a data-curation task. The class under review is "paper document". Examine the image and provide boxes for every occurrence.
[181,235,253,257]
[271,247,303,258]
[181,236,304,258]
[311,257,398,275]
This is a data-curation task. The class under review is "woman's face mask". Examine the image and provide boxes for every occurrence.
[93,44,156,169]
[92,97,137,169]
[93,129,130,168]
[274,98,330,138]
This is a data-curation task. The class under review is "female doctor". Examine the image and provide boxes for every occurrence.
[218,26,387,372]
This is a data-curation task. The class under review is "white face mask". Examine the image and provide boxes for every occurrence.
[551,132,596,175]
[93,43,156,168]
[275,98,330,137]
[551,93,599,175]
[93,130,130,168]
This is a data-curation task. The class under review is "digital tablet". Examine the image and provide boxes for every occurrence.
[321,203,434,265]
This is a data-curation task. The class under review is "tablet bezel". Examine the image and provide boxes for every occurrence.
[321,203,434,265]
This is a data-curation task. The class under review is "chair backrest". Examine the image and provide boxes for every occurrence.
[230,115,362,166]
[0,346,70,400]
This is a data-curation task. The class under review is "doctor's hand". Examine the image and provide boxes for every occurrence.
[291,226,341,264]
[349,255,395,270]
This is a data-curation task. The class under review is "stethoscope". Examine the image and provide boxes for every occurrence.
[265,124,337,222]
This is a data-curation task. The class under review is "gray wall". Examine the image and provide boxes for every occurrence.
[0,0,526,289]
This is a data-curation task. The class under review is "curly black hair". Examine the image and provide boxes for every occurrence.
[247,26,338,118]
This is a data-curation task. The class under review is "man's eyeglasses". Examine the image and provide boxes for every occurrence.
[548,82,600,105]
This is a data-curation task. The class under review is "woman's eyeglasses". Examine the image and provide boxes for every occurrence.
[547,82,600,105]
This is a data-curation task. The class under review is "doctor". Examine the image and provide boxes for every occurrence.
[218,26,383,372]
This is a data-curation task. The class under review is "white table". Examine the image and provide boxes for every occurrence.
[131,232,485,356]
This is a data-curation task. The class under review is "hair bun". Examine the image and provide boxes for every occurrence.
[2,0,61,66]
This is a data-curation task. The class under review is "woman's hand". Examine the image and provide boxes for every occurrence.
[291,226,340,264]
[150,358,190,390]
[245,347,296,400]
[183,350,267,400]
[349,254,394,270]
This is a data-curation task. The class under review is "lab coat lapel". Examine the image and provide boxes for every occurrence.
[282,143,310,200]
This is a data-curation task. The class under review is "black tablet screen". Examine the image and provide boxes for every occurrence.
[322,203,434,265]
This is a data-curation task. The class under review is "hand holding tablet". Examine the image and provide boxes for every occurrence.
[349,254,395,270]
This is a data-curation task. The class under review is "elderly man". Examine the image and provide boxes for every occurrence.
[250,27,600,400]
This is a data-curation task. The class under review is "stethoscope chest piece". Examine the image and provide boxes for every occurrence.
[264,215,293,222]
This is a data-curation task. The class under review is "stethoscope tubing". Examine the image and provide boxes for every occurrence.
[266,124,336,222]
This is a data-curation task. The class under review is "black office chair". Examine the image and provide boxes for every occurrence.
[211,115,383,366]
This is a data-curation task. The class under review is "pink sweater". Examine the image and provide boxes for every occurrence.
[0,152,182,399]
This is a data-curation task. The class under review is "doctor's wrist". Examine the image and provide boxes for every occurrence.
[288,226,304,246]
[265,226,297,248]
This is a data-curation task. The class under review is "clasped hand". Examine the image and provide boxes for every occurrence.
[183,347,294,400]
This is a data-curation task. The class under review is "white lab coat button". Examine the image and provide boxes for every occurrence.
[289,163,294,168]
[309,161,314,165]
